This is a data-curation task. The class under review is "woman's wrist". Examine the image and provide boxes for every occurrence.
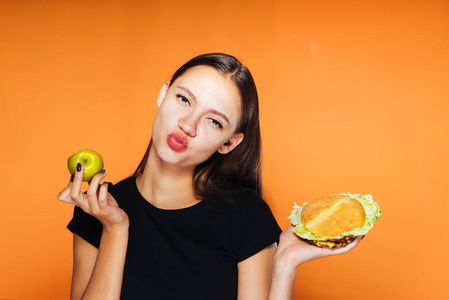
[102,221,129,234]
[269,252,298,300]
[273,250,299,276]
[100,212,130,232]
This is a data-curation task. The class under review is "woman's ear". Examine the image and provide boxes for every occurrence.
[218,133,244,154]
[156,81,170,108]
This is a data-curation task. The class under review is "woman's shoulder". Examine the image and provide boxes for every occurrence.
[106,176,138,207]
[214,188,281,262]
[108,176,135,193]
[206,187,271,215]
[226,187,264,205]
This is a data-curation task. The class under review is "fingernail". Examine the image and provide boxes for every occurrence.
[361,235,366,240]
[99,169,105,174]
[76,163,82,172]
[70,174,74,182]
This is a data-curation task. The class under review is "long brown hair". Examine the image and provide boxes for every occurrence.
[132,53,262,198]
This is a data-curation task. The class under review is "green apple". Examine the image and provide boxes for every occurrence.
[68,149,104,182]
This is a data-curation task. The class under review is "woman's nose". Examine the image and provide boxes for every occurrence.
[178,115,197,137]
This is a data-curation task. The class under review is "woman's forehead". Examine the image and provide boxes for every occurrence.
[172,66,240,103]
[173,65,230,85]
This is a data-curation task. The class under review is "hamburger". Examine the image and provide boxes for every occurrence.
[288,193,382,248]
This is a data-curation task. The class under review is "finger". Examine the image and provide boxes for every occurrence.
[283,225,294,233]
[106,191,119,207]
[69,173,75,185]
[57,172,75,200]
[70,163,86,206]
[344,235,362,251]
[346,235,363,250]
[86,170,106,197]
[326,236,363,255]
[57,186,76,204]
[98,182,109,209]
[85,170,106,211]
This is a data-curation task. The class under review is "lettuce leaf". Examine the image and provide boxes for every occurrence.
[288,193,382,241]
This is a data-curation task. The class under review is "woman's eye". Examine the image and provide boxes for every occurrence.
[210,118,223,129]
[177,94,190,105]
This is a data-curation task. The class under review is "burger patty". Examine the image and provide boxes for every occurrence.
[301,236,356,249]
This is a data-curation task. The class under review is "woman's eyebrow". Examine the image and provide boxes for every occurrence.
[208,109,230,124]
[177,85,230,124]
[177,86,196,102]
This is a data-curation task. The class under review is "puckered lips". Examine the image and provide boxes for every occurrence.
[167,133,188,151]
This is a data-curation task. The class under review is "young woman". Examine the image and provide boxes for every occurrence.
[58,53,361,300]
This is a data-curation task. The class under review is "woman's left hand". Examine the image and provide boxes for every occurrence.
[274,225,362,271]
[268,226,362,300]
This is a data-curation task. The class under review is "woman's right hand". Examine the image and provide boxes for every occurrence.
[57,163,129,230]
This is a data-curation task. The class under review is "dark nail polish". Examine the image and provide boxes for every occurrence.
[76,163,82,172]
[361,235,366,240]
[70,174,74,182]
[99,169,105,174]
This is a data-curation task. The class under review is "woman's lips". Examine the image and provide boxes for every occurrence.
[167,133,187,151]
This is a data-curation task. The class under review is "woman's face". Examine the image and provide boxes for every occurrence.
[151,65,244,170]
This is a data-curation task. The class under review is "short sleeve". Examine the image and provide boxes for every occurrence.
[67,205,103,248]
[233,190,282,262]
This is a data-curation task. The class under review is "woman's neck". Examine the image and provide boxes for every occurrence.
[135,149,200,210]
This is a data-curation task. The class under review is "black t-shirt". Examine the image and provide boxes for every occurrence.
[67,177,282,300]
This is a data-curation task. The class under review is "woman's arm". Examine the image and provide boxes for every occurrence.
[58,164,129,300]
[75,225,129,300]
[269,226,362,300]
[71,234,98,299]
[237,243,277,300]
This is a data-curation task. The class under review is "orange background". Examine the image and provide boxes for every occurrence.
[1,0,448,299]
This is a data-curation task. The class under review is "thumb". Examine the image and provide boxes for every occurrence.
[57,174,76,204]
